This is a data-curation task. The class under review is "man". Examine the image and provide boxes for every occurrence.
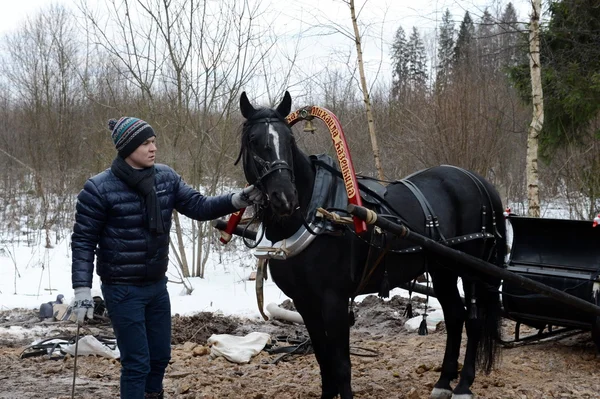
[71,117,261,399]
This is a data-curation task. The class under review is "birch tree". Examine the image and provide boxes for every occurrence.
[526,0,543,217]
[347,0,384,180]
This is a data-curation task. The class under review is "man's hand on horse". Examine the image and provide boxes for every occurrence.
[232,185,264,209]
[72,287,94,325]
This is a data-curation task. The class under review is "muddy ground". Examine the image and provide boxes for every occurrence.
[1,295,600,399]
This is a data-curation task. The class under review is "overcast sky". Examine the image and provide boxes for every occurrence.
[268,0,532,36]
[0,0,533,35]
[0,0,533,101]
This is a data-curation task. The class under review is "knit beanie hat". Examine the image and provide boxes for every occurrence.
[108,117,156,159]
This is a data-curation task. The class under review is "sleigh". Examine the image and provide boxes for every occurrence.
[502,215,600,343]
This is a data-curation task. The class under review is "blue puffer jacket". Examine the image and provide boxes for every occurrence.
[71,164,237,288]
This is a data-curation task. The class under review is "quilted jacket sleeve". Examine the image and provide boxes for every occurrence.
[173,171,238,221]
[71,179,107,289]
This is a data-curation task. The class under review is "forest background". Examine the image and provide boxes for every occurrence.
[0,0,598,280]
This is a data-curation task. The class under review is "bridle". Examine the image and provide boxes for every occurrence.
[240,116,295,192]
[233,115,299,248]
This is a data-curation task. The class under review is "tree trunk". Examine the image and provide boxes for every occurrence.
[172,211,191,277]
[196,220,206,279]
[349,0,385,180]
[527,0,543,217]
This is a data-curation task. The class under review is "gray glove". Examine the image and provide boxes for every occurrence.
[231,185,264,209]
[73,287,94,324]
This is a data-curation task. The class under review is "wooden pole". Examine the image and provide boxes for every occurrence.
[347,204,600,317]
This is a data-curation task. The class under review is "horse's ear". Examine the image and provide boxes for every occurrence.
[276,91,292,117]
[240,91,256,119]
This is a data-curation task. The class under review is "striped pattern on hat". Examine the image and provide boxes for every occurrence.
[109,117,152,151]
[108,117,156,159]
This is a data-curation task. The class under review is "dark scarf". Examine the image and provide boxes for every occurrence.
[111,157,165,234]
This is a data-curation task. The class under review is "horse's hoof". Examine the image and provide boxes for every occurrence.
[430,388,453,399]
[451,394,474,399]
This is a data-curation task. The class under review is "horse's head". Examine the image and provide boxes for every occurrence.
[237,91,299,217]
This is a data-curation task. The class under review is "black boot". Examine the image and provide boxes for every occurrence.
[145,390,164,399]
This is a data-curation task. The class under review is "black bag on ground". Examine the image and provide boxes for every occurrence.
[38,294,65,321]
[93,296,107,317]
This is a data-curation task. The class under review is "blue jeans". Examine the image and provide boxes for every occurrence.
[102,278,171,399]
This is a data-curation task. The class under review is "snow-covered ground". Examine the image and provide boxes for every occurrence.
[0,196,589,339]
[0,218,427,322]
[0,226,286,319]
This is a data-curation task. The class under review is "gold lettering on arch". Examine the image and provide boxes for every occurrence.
[286,105,366,234]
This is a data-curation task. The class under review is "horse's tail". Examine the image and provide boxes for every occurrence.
[476,200,506,374]
[476,280,502,374]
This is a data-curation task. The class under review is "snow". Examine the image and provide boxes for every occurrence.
[0,229,290,319]
[0,198,587,339]
[0,216,439,330]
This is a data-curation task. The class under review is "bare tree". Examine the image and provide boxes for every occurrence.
[79,0,282,278]
[1,4,85,245]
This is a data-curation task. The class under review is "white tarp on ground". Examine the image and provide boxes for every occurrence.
[62,335,120,359]
[207,332,271,363]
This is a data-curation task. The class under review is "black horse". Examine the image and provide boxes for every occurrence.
[237,91,506,399]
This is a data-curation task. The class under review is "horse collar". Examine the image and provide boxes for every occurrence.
[253,222,323,260]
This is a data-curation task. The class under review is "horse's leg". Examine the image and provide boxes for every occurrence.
[293,296,340,399]
[321,288,353,399]
[430,270,465,399]
[449,280,480,399]
[453,278,501,399]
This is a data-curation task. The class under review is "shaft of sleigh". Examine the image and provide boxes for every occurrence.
[347,204,600,318]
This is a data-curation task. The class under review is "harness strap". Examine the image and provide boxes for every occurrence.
[314,159,445,242]
[398,179,446,241]
[311,159,411,226]
[441,165,502,240]
[391,232,494,254]
[252,157,294,188]
[352,233,391,298]
[244,117,285,126]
